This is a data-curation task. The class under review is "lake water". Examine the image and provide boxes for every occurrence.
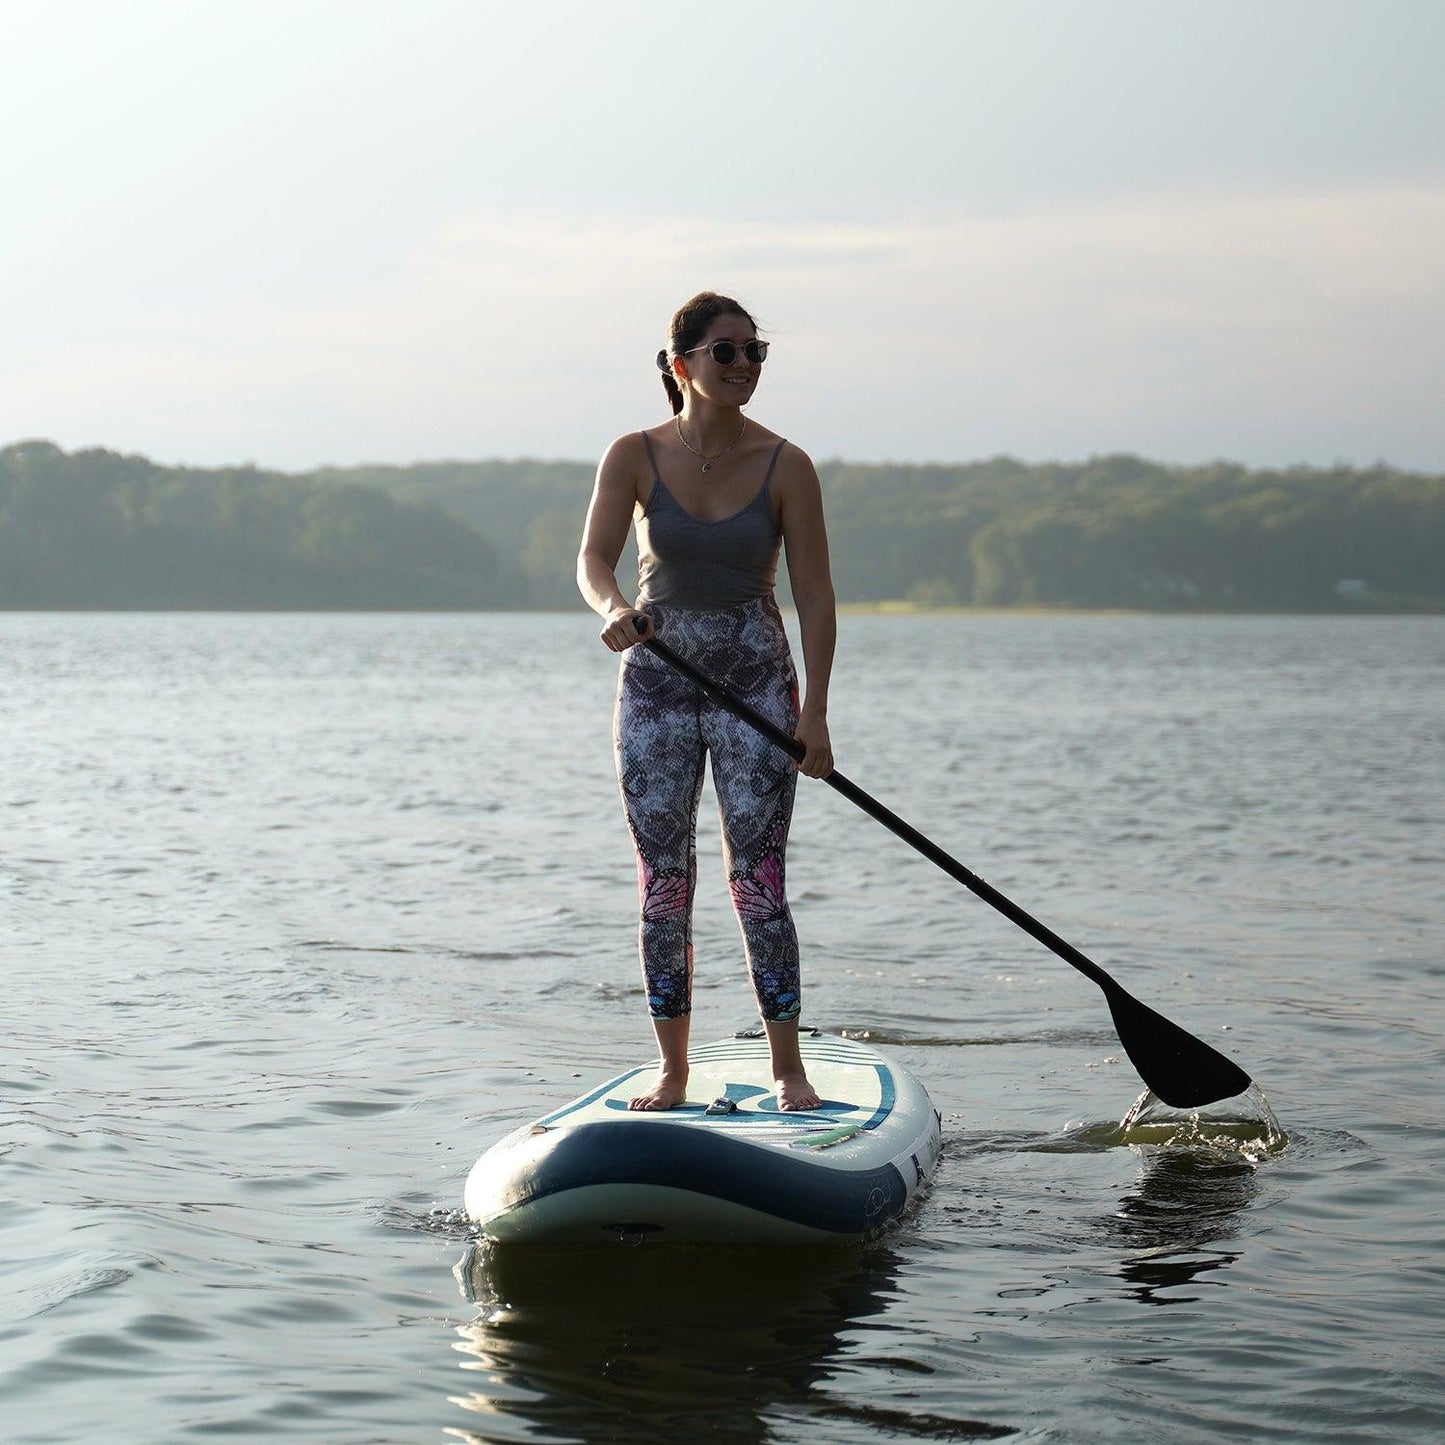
[3,611,1441,1443]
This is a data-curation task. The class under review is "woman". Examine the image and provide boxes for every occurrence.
[577,291,837,1112]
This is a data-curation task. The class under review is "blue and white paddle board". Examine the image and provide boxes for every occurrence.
[464,1031,941,1244]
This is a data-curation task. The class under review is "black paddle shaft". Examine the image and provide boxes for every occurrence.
[638,628,1252,1109]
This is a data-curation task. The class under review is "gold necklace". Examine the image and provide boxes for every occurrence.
[675,413,746,473]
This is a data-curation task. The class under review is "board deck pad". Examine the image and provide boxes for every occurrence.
[537,1035,895,1142]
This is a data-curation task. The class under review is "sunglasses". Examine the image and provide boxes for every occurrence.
[681,339,769,366]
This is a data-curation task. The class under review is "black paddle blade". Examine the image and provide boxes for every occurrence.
[1101,981,1251,1109]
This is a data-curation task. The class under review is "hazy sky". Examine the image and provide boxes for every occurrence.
[4,0,1442,470]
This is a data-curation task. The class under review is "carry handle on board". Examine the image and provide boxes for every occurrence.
[632,615,1252,1110]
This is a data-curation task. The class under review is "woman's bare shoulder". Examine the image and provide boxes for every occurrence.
[594,429,659,512]
[599,429,652,464]
[767,436,821,492]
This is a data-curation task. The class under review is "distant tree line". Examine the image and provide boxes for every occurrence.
[2,439,1441,611]
[815,454,1443,611]
[0,441,505,608]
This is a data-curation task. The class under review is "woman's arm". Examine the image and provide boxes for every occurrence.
[777,445,837,778]
[577,435,649,652]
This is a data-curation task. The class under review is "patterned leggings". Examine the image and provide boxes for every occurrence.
[614,595,801,1022]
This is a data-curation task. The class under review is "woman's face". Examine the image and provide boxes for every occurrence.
[678,313,762,407]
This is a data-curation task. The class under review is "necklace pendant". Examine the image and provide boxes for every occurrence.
[675,412,746,473]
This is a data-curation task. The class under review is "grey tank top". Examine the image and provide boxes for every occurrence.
[635,432,786,609]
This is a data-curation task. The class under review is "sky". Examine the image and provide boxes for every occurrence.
[3,0,1443,472]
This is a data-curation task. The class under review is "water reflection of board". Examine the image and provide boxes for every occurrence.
[464,1033,941,1244]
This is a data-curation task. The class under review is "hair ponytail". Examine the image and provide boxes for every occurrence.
[656,291,759,416]
[656,349,684,415]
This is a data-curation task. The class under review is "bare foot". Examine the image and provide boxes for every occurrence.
[775,1071,821,1112]
[629,1070,688,1111]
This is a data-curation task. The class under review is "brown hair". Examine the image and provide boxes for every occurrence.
[654,291,760,415]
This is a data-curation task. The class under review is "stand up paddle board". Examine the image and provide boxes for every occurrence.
[464,1031,941,1244]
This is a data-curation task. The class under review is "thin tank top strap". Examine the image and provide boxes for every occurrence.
[639,431,664,489]
[762,439,787,487]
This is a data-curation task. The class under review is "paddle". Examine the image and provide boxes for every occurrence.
[634,621,1251,1109]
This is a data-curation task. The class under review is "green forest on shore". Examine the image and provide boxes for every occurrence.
[2,438,1441,612]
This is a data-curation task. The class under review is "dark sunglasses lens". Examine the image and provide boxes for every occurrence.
[710,340,768,364]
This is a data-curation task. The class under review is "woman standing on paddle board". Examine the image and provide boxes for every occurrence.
[577,291,836,1113]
